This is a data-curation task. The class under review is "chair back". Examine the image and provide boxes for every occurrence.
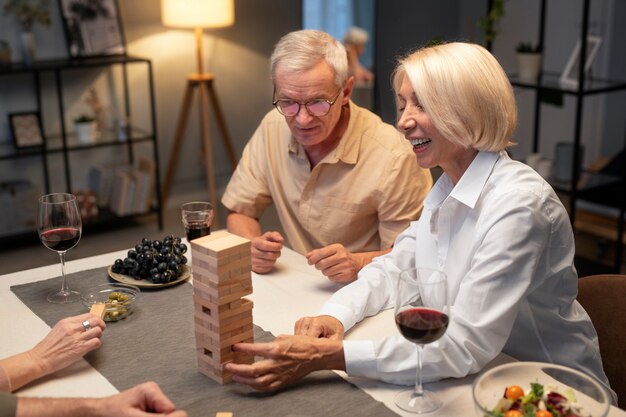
[577,274,626,408]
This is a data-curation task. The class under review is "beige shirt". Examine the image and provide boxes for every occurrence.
[222,101,432,255]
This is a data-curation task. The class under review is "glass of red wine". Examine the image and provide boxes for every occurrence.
[394,267,449,414]
[38,193,82,303]
[181,201,214,241]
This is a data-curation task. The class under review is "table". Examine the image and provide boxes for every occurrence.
[1,246,624,416]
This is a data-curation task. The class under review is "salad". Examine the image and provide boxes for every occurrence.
[486,382,591,417]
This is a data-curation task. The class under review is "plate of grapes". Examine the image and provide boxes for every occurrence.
[109,235,191,289]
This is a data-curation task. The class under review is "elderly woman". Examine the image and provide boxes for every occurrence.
[225,42,612,399]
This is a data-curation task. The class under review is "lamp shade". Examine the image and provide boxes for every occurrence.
[162,0,235,29]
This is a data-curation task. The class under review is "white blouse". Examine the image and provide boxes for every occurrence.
[319,151,612,396]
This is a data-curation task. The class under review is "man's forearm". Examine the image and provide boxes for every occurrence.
[16,397,100,417]
[226,212,262,239]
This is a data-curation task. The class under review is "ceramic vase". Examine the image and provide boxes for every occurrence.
[20,32,36,65]
[516,52,542,82]
[75,121,98,144]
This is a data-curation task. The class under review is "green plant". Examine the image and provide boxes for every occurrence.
[516,42,542,53]
[3,0,50,31]
[478,0,505,46]
[74,114,95,123]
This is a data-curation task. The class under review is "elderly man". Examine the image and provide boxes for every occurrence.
[222,30,432,283]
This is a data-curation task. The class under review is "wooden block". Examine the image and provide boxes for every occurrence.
[196,326,254,349]
[216,413,233,417]
[89,303,106,319]
[194,282,252,307]
[189,230,232,254]
[192,233,250,258]
[194,307,252,330]
[192,296,253,324]
[197,357,232,384]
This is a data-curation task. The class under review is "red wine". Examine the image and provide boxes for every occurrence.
[40,227,81,252]
[186,224,210,241]
[395,307,449,344]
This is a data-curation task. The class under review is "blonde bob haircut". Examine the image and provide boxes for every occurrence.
[393,42,517,152]
[271,29,349,89]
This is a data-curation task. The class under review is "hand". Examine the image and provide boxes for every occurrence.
[306,244,363,283]
[30,313,106,376]
[224,335,345,392]
[95,381,187,417]
[294,315,344,340]
[251,231,284,274]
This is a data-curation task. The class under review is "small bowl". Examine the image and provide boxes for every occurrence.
[472,361,610,417]
[81,283,140,322]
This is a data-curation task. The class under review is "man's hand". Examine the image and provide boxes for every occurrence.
[224,335,345,392]
[294,315,344,340]
[96,381,187,417]
[306,244,363,283]
[251,231,284,273]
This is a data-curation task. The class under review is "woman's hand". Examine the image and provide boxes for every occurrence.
[30,313,106,376]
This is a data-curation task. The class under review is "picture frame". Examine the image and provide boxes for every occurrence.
[8,112,45,148]
[559,36,602,89]
[58,0,126,59]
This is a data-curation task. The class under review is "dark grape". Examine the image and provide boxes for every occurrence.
[115,234,187,283]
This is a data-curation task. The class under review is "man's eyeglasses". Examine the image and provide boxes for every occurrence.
[273,88,343,117]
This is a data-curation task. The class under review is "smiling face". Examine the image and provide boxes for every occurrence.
[274,60,352,153]
[395,74,477,184]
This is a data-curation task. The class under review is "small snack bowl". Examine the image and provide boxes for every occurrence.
[81,283,140,322]
[472,361,610,417]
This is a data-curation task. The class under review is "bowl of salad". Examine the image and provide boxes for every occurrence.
[472,361,611,417]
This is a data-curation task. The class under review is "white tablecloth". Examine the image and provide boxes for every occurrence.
[1,245,624,416]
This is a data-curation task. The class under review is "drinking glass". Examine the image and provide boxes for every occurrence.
[394,267,449,413]
[38,193,82,303]
[181,201,214,241]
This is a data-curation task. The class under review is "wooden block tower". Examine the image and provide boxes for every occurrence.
[190,230,254,384]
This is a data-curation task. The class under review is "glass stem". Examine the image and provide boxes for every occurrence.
[58,251,68,294]
[414,344,424,397]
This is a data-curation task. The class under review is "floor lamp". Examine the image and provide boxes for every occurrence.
[161,0,238,227]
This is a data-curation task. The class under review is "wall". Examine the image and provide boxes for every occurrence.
[1,0,624,206]
[372,0,625,167]
[374,0,463,123]
[488,0,625,167]
[0,0,301,200]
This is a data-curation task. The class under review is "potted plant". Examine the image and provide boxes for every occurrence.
[516,42,543,82]
[74,114,98,144]
[2,0,50,64]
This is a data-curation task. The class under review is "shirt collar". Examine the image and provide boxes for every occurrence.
[288,101,360,165]
[424,151,502,210]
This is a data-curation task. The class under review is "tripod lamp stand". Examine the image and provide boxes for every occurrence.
[161,0,238,226]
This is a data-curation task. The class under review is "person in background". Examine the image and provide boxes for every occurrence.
[223,42,614,400]
[0,381,187,417]
[222,29,432,283]
[344,26,374,83]
[0,314,105,393]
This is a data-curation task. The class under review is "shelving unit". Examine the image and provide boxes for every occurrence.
[0,55,163,243]
[507,0,626,272]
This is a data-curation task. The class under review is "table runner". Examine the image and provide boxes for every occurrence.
[11,267,398,417]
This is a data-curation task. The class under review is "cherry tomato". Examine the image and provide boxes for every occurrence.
[505,385,525,401]
[536,411,553,417]
[504,410,523,417]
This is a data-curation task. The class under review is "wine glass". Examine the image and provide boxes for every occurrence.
[394,267,449,414]
[38,193,82,303]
